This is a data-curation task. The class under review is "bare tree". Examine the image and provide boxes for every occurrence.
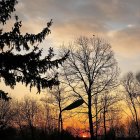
[100,91,121,139]
[0,100,15,130]
[48,84,68,133]
[93,92,99,140]
[122,72,140,138]
[42,82,75,134]
[61,36,119,140]
[19,97,39,140]
[40,97,57,133]
[14,101,25,138]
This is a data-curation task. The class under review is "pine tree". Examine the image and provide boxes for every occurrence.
[0,0,69,100]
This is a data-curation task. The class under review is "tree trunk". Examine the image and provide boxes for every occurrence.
[29,122,35,140]
[133,104,140,138]
[58,98,63,132]
[88,94,94,140]
[60,114,63,131]
[19,124,25,139]
[58,86,63,133]
[130,98,140,138]
[58,111,63,132]
[95,95,98,140]
[58,99,63,140]
[95,112,98,140]
[103,106,107,140]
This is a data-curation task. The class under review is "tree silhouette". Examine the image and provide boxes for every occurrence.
[0,0,69,100]
[0,90,11,101]
[122,72,140,138]
[62,36,119,140]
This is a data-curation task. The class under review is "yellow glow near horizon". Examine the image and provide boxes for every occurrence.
[82,134,87,138]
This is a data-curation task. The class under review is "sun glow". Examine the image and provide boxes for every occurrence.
[82,134,87,138]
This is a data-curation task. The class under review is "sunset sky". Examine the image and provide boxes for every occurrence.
[1,0,140,98]
[15,0,140,74]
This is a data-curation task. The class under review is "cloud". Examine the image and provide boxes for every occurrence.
[2,0,140,99]
[5,0,140,74]
[16,0,140,23]
[109,25,140,56]
[15,0,140,40]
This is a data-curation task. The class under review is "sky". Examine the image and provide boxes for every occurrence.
[13,0,140,75]
[1,0,140,98]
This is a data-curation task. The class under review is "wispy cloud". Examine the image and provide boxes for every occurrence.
[8,0,140,73]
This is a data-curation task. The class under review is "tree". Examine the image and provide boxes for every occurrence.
[62,36,119,140]
[122,72,140,138]
[14,100,25,138]
[0,0,69,100]
[40,97,58,134]
[14,97,58,139]
[0,90,11,101]
[48,84,67,133]
[15,97,39,139]
[0,99,15,130]
[100,91,121,140]
[42,83,76,133]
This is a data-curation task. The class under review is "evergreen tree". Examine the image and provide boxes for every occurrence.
[0,0,69,100]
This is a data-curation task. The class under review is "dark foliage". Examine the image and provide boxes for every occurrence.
[0,0,18,24]
[0,126,140,140]
[0,126,78,140]
[0,127,17,140]
[62,99,84,111]
[0,90,11,101]
[0,0,69,100]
